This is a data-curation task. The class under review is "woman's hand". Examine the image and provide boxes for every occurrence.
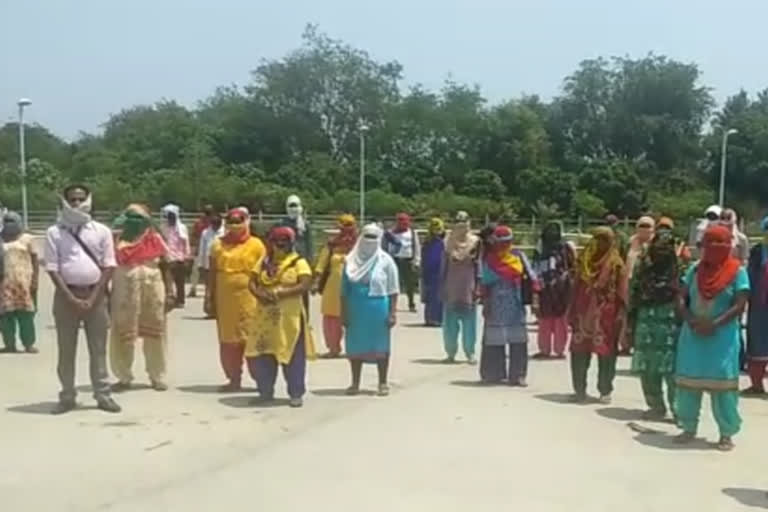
[690,316,716,337]
[388,312,397,328]
[254,287,276,304]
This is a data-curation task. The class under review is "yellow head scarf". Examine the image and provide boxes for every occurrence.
[578,226,623,286]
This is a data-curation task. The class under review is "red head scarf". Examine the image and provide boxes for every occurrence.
[220,208,250,245]
[394,213,411,233]
[697,225,741,300]
[269,226,296,243]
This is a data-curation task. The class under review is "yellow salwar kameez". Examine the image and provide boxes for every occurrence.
[211,236,266,385]
[315,246,347,354]
[246,253,316,401]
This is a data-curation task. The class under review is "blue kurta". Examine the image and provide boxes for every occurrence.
[421,237,444,325]
[342,272,392,361]
[747,245,768,361]
[676,265,750,390]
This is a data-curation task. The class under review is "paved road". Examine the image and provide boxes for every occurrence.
[1,279,767,511]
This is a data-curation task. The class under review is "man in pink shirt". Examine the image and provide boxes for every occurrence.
[45,185,121,414]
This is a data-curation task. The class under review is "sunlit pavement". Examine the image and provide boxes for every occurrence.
[1,278,767,511]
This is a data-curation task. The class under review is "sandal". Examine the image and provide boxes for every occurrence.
[345,386,360,396]
[717,436,735,452]
[377,384,390,397]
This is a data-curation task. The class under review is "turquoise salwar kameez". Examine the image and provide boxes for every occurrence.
[675,265,749,437]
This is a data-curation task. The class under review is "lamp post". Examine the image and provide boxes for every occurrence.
[359,120,370,224]
[718,128,738,207]
[17,98,32,229]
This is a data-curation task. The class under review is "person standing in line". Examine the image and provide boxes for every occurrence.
[196,213,224,317]
[421,218,446,327]
[160,204,191,308]
[674,225,748,451]
[386,213,420,312]
[0,211,39,353]
[313,214,358,358]
[743,216,768,395]
[569,227,627,404]
[276,195,313,262]
[695,205,723,248]
[604,214,629,259]
[341,224,399,396]
[247,227,316,407]
[719,208,750,265]
[188,204,216,298]
[531,221,575,360]
[109,204,175,392]
[206,209,266,392]
[45,185,121,414]
[628,230,681,420]
[656,217,692,272]
[619,216,655,355]
[441,211,480,364]
[478,226,532,386]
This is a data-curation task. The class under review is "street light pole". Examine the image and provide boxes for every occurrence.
[718,128,738,207]
[359,120,369,224]
[17,98,32,229]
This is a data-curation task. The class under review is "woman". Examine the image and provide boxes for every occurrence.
[247,227,316,407]
[110,204,175,391]
[314,214,358,357]
[441,211,480,363]
[629,230,680,420]
[656,217,692,271]
[532,221,575,359]
[421,218,446,327]
[745,217,768,394]
[342,224,399,396]
[569,227,627,403]
[479,226,532,386]
[206,209,266,392]
[0,211,39,353]
[626,216,655,279]
[675,225,748,451]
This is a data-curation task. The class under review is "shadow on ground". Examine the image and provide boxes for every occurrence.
[411,358,455,366]
[218,396,289,408]
[533,393,575,404]
[450,379,490,388]
[312,388,378,397]
[596,407,646,422]
[631,430,715,452]
[177,385,254,394]
[722,488,768,509]
[6,402,99,415]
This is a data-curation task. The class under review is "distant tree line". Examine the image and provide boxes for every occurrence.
[2,24,767,221]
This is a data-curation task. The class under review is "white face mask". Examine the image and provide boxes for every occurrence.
[287,205,302,219]
[59,195,93,228]
[358,238,379,260]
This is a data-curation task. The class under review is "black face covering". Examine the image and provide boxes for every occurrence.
[167,213,178,226]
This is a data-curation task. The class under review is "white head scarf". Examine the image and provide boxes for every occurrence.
[286,195,306,234]
[58,194,93,229]
[345,224,400,297]
[160,203,188,239]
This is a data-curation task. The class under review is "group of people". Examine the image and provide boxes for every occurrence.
[2,186,767,452]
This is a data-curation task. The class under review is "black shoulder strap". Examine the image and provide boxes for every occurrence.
[66,227,102,270]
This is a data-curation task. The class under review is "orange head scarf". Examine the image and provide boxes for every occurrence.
[697,225,741,300]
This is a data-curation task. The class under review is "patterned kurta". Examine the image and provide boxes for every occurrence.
[630,303,679,375]
[1,234,36,312]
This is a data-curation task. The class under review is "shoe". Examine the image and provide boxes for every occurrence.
[466,355,477,366]
[409,305,417,313]
[289,397,304,408]
[599,394,612,404]
[642,409,666,421]
[320,352,341,359]
[0,347,18,354]
[674,431,696,444]
[511,378,528,388]
[96,397,122,413]
[218,382,242,393]
[377,384,390,397]
[151,381,169,392]
[345,386,360,396]
[443,356,456,364]
[741,386,766,396]
[532,353,550,360]
[24,346,39,354]
[51,401,77,415]
[717,436,735,452]
[111,382,132,393]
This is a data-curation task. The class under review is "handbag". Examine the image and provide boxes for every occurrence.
[65,227,111,305]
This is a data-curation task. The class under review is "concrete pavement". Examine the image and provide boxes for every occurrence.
[1,278,767,511]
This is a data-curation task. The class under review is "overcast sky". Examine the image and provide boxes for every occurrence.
[1,0,767,139]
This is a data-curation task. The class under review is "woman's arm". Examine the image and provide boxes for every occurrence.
[276,275,312,299]
[713,291,749,330]
[205,256,217,316]
[388,293,398,327]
